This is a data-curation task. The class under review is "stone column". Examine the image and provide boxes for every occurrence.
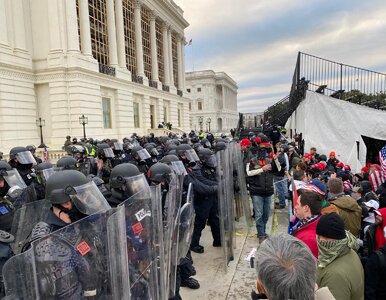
[65,0,80,53]
[162,22,170,86]
[168,28,174,87]
[150,11,159,82]
[115,0,126,68]
[143,95,151,129]
[106,0,118,66]
[78,0,92,56]
[134,0,145,77]
[0,0,9,46]
[11,0,27,51]
[176,35,183,90]
[181,36,186,91]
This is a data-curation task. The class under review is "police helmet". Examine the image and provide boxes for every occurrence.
[149,163,173,183]
[26,145,37,154]
[176,144,192,157]
[110,163,141,189]
[56,156,78,170]
[214,141,227,152]
[45,170,89,205]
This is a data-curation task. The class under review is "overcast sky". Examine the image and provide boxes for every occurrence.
[174,0,386,113]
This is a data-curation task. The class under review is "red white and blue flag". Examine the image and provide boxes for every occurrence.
[379,144,386,183]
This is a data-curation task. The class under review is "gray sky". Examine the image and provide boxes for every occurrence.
[174,0,386,113]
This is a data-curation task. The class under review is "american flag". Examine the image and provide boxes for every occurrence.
[185,38,192,46]
[379,144,386,184]
[43,145,49,162]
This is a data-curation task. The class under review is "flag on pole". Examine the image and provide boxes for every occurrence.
[43,145,49,162]
[185,38,192,46]
[380,144,386,181]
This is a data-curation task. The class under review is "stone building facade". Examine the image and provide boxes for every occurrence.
[0,0,189,152]
[185,70,238,133]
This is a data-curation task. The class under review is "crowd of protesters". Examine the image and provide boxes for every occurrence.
[242,127,386,300]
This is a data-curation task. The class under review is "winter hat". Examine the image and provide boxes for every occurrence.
[316,213,346,240]
[240,138,251,147]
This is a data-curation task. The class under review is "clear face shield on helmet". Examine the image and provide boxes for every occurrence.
[66,181,111,215]
[103,147,115,158]
[114,174,151,201]
[113,142,123,151]
[15,151,37,165]
[205,154,217,168]
[203,140,211,148]
[1,169,27,189]
[38,168,55,185]
[171,161,187,176]
[184,149,200,162]
[136,149,151,160]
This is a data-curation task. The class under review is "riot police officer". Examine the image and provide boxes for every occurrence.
[26,144,42,164]
[108,163,142,206]
[8,146,36,185]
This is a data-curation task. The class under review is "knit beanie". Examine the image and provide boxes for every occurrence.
[316,213,346,240]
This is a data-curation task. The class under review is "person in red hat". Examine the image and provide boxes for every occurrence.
[327,151,339,171]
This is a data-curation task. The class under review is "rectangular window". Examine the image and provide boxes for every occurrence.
[187,88,191,93]
[156,20,164,83]
[189,102,191,111]
[178,108,181,127]
[141,7,152,79]
[198,102,202,110]
[197,87,201,92]
[89,0,109,65]
[133,102,140,128]
[102,97,112,128]
[123,0,137,74]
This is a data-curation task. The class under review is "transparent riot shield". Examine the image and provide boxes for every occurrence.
[10,199,52,255]
[150,185,166,300]
[3,206,130,299]
[232,142,252,228]
[118,176,162,300]
[177,182,195,262]
[216,149,235,271]
[163,174,183,298]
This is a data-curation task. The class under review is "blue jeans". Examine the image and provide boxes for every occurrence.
[274,177,287,206]
[251,195,272,237]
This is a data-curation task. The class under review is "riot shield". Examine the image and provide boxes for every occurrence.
[177,182,195,262]
[163,174,183,298]
[232,142,252,228]
[10,199,51,255]
[216,149,235,270]
[150,185,166,300]
[3,206,130,299]
[118,175,162,300]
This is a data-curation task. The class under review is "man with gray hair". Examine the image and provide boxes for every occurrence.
[253,233,334,300]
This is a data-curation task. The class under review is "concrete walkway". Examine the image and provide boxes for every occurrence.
[180,202,289,300]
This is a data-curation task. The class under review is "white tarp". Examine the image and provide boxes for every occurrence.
[285,91,386,173]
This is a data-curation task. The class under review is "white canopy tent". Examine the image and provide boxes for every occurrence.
[285,91,386,173]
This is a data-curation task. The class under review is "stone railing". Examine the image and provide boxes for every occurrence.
[147,127,186,137]
[2,149,68,165]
